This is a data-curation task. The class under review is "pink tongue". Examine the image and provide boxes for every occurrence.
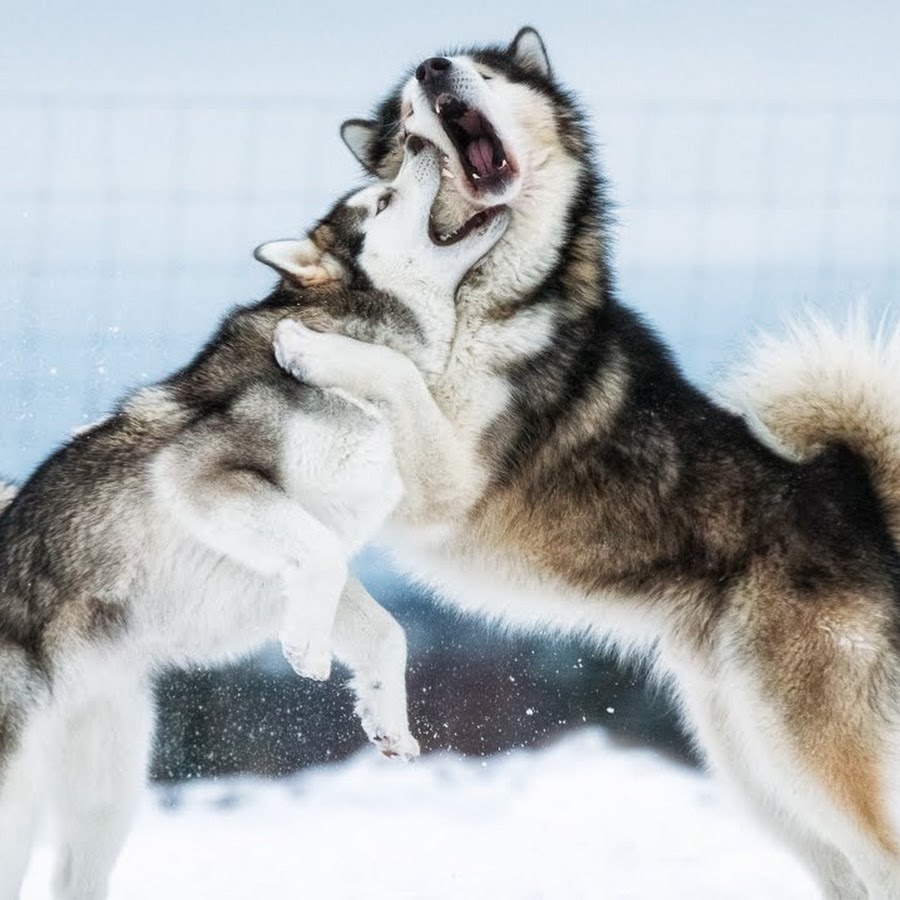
[466,137,495,178]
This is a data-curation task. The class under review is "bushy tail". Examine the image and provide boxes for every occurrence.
[724,311,900,546]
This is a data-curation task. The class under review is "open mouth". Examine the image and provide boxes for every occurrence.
[433,93,516,194]
[429,205,506,246]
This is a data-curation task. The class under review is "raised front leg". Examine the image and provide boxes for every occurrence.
[332,578,419,761]
[274,319,479,526]
[156,437,347,680]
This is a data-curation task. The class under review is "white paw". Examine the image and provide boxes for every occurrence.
[273,319,320,383]
[355,695,420,761]
[281,640,332,682]
[372,730,420,762]
[274,317,409,397]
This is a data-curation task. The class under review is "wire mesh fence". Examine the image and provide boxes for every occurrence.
[1,92,898,478]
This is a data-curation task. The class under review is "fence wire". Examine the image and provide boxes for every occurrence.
[1,94,898,478]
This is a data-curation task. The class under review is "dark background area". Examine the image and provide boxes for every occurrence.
[151,575,695,782]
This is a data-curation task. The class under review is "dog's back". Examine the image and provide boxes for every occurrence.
[0,284,414,658]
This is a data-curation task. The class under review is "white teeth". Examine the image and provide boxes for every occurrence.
[471,172,481,181]
[431,224,461,243]
[434,101,441,114]
[441,167,455,179]
[498,158,509,169]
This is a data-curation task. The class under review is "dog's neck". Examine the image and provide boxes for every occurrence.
[390,280,459,383]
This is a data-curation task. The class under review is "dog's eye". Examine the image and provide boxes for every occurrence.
[375,192,392,216]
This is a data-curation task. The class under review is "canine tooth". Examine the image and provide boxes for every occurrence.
[441,167,455,179]
[498,159,509,169]
[472,172,481,181]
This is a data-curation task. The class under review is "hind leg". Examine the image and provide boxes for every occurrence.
[0,717,47,900]
[0,648,48,900]
[683,661,900,898]
[677,675,869,899]
[49,674,153,900]
[331,578,419,760]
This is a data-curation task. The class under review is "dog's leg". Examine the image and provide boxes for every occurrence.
[680,670,887,899]
[704,709,866,897]
[770,822,867,899]
[0,737,42,900]
[332,578,419,760]
[0,702,45,900]
[158,443,349,681]
[274,319,478,525]
[48,674,152,900]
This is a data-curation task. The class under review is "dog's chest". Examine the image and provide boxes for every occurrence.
[433,302,555,454]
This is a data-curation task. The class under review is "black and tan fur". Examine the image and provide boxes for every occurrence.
[278,27,900,898]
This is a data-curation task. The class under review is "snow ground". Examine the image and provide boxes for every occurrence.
[22,729,817,899]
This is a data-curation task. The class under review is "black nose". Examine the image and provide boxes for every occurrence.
[416,57,452,84]
[406,135,426,155]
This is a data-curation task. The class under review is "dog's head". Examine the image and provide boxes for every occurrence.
[340,27,593,251]
[255,137,509,306]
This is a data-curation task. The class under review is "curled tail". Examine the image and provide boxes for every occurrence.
[725,311,900,546]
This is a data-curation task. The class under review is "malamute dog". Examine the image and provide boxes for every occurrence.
[0,138,506,900]
[277,28,900,898]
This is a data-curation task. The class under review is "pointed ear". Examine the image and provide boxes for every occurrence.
[509,26,551,78]
[254,239,341,288]
[340,118,378,170]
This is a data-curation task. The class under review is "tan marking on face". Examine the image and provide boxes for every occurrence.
[311,223,336,252]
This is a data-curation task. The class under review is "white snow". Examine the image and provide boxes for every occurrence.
[22,729,817,899]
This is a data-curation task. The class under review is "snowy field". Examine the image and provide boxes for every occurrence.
[22,729,817,899]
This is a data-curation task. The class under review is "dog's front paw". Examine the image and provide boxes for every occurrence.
[274,319,319,383]
[281,640,332,682]
[371,729,420,762]
[274,317,410,398]
[355,694,420,762]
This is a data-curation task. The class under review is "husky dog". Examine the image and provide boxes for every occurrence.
[0,138,507,900]
[275,28,900,898]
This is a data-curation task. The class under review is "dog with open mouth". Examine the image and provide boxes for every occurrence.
[277,26,900,898]
[0,137,507,900]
